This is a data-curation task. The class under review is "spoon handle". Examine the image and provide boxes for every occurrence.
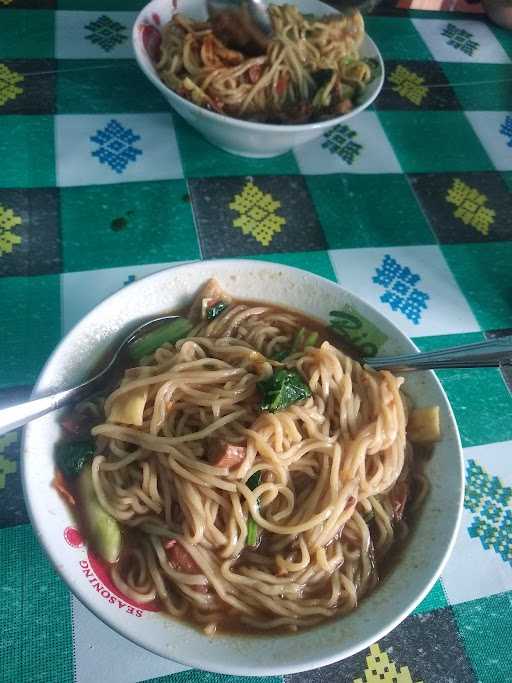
[0,382,95,437]
[365,335,512,372]
[0,315,180,437]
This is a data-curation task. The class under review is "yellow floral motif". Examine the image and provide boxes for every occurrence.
[446,178,495,236]
[0,63,24,106]
[0,0,14,5]
[388,65,428,106]
[0,432,18,491]
[354,644,423,683]
[229,181,286,247]
[0,204,22,256]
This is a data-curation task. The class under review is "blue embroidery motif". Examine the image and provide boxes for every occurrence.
[373,254,429,325]
[321,125,362,165]
[441,23,479,56]
[123,274,136,286]
[90,119,142,174]
[499,115,512,148]
[465,459,512,566]
[84,15,127,53]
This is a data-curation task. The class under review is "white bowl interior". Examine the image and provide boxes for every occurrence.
[132,0,385,157]
[23,260,463,676]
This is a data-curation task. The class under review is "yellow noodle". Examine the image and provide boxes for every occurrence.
[155,4,373,123]
[81,286,426,634]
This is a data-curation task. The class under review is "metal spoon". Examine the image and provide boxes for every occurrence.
[207,0,272,54]
[0,320,510,437]
[0,315,180,437]
[207,0,272,37]
[206,0,380,53]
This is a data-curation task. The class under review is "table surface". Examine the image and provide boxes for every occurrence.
[1,1,512,682]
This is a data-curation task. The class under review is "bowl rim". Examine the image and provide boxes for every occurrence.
[22,259,464,676]
[131,0,385,134]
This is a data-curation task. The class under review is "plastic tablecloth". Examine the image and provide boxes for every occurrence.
[1,1,512,681]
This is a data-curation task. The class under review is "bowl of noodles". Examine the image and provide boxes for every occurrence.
[132,0,384,157]
[22,260,463,676]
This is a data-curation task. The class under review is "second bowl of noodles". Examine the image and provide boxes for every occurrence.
[132,0,384,157]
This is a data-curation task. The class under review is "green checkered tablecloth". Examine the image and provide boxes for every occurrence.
[1,1,512,681]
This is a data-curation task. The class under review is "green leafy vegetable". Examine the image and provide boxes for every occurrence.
[246,471,262,547]
[247,471,262,491]
[271,349,290,362]
[206,301,228,321]
[312,69,336,89]
[56,441,94,481]
[304,331,319,348]
[258,369,312,413]
[129,317,193,361]
[365,57,380,74]
[291,328,305,353]
[291,328,319,354]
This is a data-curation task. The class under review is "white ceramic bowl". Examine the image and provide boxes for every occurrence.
[132,0,384,158]
[22,260,463,676]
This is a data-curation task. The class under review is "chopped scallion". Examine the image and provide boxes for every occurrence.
[304,331,319,348]
[291,328,305,353]
[271,349,290,362]
[246,517,259,547]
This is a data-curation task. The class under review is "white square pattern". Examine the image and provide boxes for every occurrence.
[293,112,402,175]
[61,261,193,334]
[55,11,137,59]
[328,245,480,338]
[441,440,512,607]
[465,111,512,172]
[72,598,189,683]
[412,18,510,64]
[55,114,184,187]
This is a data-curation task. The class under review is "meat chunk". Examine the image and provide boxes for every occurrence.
[248,64,262,83]
[165,539,200,573]
[208,440,246,468]
[165,540,208,593]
